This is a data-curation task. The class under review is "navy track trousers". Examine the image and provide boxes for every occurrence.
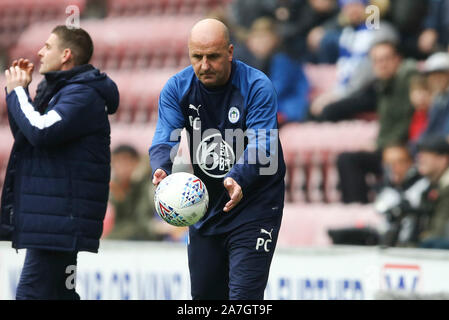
[188,214,282,300]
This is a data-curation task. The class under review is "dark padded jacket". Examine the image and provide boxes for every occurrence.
[0,64,119,253]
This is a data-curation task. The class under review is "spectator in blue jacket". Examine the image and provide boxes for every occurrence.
[1,25,119,299]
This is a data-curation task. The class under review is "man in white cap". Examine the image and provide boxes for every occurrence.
[426,52,449,95]
[420,52,449,138]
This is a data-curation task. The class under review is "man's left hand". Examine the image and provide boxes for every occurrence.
[223,177,243,212]
[5,66,31,94]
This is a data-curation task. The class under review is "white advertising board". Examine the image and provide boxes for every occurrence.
[1,241,449,300]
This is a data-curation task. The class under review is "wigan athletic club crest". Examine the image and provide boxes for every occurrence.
[228,106,240,124]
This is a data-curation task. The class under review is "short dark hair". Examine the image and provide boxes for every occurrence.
[112,144,139,159]
[382,142,412,158]
[51,25,94,65]
[409,74,429,91]
[370,40,400,56]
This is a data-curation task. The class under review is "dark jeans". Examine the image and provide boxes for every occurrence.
[336,150,383,203]
[16,249,80,300]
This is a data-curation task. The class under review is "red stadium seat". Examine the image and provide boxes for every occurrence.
[110,123,157,155]
[105,0,227,16]
[0,127,13,156]
[101,203,115,239]
[106,68,178,123]
[277,203,383,247]
[304,64,337,100]
[280,121,379,203]
[0,75,6,123]
[0,0,86,48]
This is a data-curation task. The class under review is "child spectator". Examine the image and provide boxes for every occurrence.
[408,74,432,142]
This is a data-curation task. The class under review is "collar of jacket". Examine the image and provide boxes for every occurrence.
[44,64,94,84]
[34,64,95,113]
[374,59,417,94]
[398,167,423,191]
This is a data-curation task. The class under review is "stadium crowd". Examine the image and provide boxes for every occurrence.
[1,0,449,249]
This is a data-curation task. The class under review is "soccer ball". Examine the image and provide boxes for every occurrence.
[154,172,209,227]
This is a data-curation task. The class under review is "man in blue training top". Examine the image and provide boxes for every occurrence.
[150,19,286,300]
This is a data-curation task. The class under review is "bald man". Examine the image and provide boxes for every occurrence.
[149,19,285,300]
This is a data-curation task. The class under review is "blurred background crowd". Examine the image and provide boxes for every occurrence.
[1,0,449,249]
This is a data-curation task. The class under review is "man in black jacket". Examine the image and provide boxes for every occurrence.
[2,26,119,299]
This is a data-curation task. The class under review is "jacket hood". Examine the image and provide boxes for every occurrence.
[45,64,119,114]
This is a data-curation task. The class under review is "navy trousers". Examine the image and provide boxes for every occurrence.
[15,249,80,300]
[188,214,282,300]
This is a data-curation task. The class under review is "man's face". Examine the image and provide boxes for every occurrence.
[427,72,449,96]
[410,87,431,111]
[382,146,413,186]
[189,37,233,88]
[417,151,449,183]
[247,30,279,60]
[342,2,366,26]
[309,0,335,13]
[37,33,65,74]
[111,153,139,183]
[370,44,401,81]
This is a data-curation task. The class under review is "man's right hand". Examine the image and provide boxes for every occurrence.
[152,168,167,186]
